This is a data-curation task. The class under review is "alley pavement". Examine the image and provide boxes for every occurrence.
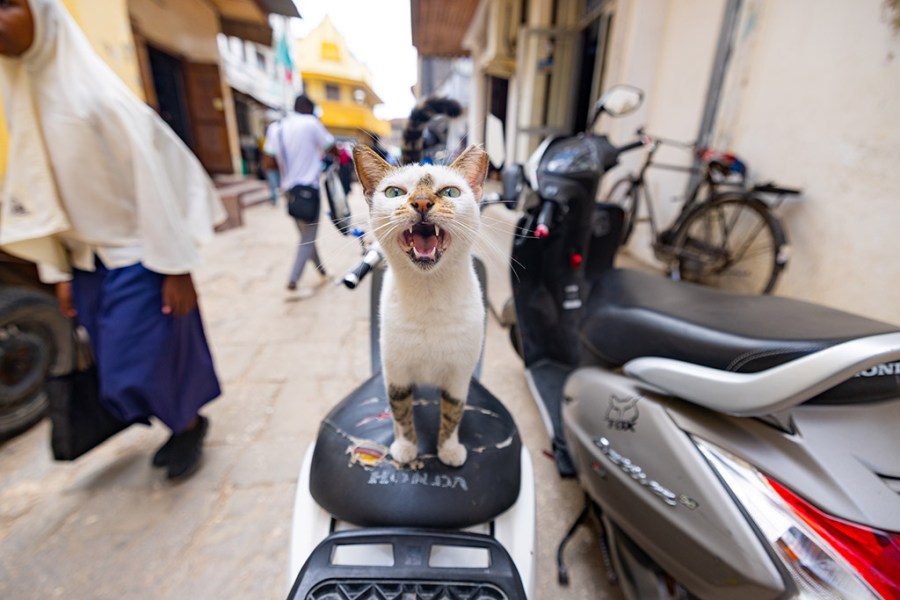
[0,185,620,599]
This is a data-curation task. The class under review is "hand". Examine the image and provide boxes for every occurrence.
[55,281,77,318]
[260,153,278,171]
[161,273,197,317]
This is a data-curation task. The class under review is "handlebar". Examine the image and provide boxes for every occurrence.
[752,182,801,196]
[535,200,557,239]
[343,246,383,289]
[616,139,647,156]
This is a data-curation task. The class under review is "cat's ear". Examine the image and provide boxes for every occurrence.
[450,146,489,200]
[353,145,393,204]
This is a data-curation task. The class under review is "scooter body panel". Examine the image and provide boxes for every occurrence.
[562,367,786,599]
[668,395,900,531]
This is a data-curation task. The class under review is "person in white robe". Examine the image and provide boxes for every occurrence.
[0,0,226,480]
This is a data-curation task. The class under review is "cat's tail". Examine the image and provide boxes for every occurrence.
[400,97,463,165]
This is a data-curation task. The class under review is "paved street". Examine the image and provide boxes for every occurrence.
[0,185,619,599]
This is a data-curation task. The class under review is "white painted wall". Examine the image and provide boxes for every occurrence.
[711,0,900,323]
[601,0,725,263]
[605,0,900,324]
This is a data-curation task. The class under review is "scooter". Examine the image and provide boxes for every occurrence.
[495,85,648,476]
[497,86,900,598]
[285,246,536,599]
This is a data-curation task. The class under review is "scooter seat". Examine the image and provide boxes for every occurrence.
[309,372,522,529]
[581,269,900,403]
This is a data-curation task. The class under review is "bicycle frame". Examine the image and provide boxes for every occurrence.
[622,136,725,242]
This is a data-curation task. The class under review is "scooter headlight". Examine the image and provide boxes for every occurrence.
[695,438,899,600]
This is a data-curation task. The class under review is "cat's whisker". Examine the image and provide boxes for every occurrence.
[477,214,540,240]
[449,222,524,282]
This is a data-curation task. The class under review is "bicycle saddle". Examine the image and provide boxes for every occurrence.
[581,268,900,404]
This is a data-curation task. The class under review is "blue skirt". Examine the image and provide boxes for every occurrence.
[71,262,221,433]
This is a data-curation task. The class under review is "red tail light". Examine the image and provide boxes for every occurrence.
[767,478,900,600]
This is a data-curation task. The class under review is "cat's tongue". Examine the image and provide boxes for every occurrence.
[412,232,438,259]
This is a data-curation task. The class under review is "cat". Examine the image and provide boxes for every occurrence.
[353,144,488,467]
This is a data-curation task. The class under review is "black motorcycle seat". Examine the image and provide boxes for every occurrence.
[309,372,522,529]
[581,269,900,403]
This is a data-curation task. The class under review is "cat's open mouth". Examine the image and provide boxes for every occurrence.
[400,222,448,268]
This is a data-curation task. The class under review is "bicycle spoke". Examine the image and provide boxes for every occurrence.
[727,205,768,250]
[673,197,783,294]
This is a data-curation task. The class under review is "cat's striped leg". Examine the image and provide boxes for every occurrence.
[437,383,468,467]
[387,384,418,463]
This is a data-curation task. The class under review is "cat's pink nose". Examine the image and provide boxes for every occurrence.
[410,197,434,215]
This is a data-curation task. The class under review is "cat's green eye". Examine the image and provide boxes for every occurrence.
[384,186,406,198]
[439,187,461,198]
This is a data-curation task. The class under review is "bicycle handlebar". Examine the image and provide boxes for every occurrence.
[343,246,383,289]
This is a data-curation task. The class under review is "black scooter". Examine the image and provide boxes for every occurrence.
[495,85,646,476]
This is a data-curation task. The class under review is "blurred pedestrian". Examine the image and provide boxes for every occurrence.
[0,0,224,480]
[337,143,353,195]
[263,94,334,296]
[259,114,282,205]
[367,131,393,164]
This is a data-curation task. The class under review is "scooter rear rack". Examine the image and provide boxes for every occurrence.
[287,529,528,600]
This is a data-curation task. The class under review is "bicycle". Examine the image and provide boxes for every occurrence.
[607,130,800,294]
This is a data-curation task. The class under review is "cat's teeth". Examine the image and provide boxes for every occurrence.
[435,225,440,237]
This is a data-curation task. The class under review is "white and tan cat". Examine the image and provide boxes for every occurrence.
[353,145,489,467]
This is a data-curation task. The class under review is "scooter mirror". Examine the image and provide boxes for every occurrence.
[485,113,506,169]
[590,85,644,127]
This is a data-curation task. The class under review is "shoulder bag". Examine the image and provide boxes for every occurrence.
[279,123,321,223]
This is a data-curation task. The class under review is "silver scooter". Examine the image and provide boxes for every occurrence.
[496,85,900,599]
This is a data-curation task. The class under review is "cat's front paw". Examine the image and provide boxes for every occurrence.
[390,438,418,464]
[438,441,467,467]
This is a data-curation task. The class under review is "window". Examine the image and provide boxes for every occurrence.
[321,41,341,61]
[325,84,341,101]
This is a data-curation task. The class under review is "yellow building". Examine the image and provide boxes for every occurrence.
[294,16,390,143]
[0,0,297,179]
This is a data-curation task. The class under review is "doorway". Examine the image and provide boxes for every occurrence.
[572,10,614,132]
[146,46,192,146]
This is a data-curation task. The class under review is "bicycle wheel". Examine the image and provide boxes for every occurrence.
[670,193,787,294]
[606,177,638,245]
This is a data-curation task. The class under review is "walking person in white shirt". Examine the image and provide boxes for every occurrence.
[0,0,224,480]
[263,94,334,297]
